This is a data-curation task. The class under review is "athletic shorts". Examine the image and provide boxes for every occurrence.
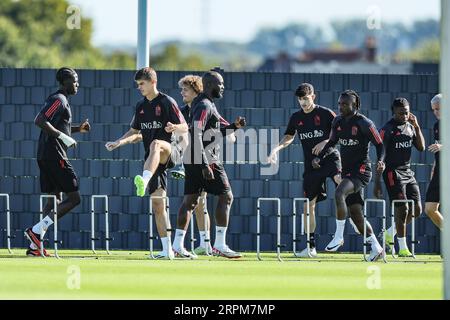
[383,167,421,205]
[146,142,182,195]
[425,166,440,203]
[184,162,231,196]
[38,159,79,193]
[342,163,372,207]
[303,155,341,203]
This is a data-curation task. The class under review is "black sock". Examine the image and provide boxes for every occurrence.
[309,233,315,248]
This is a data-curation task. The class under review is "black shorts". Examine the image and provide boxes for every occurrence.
[184,162,231,196]
[383,168,421,204]
[303,156,341,203]
[342,163,372,207]
[38,159,79,194]
[425,167,440,203]
[147,156,175,195]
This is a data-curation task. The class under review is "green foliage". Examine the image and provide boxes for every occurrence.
[396,38,440,63]
[151,44,214,71]
[0,0,135,69]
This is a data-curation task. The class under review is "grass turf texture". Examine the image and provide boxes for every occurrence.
[0,249,442,299]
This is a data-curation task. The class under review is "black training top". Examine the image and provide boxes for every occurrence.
[318,112,385,173]
[37,90,72,160]
[130,92,185,160]
[433,120,440,168]
[188,93,236,166]
[379,119,418,170]
[285,105,339,171]
[180,104,191,123]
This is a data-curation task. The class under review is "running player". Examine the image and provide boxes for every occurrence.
[105,67,188,259]
[24,67,90,257]
[172,71,245,258]
[373,98,425,257]
[312,90,385,261]
[268,83,341,258]
[176,75,212,255]
[425,94,443,230]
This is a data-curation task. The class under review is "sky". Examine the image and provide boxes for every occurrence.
[70,0,440,47]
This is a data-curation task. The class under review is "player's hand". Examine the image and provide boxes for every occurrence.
[428,143,442,153]
[105,140,121,151]
[408,113,419,127]
[376,161,385,173]
[80,119,91,133]
[165,122,176,133]
[202,166,215,180]
[234,116,246,129]
[312,157,321,169]
[267,151,278,165]
[312,140,328,156]
[373,182,383,199]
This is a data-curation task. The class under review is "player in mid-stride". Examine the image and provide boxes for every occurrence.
[25,67,90,257]
[313,90,385,262]
[374,98,425,257]
[268,83,342,258]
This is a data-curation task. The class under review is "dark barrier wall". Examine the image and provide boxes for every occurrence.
[0,68,440,253]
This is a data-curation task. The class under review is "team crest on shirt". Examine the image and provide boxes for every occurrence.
[337,126,342,131]
[314,115,321,126]
[139,109,144,115]
[298,121,304,126]
[155,105,161,116]
[352,126,358,136]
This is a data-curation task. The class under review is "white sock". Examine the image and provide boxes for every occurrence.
[388,223,396,237]
[398,237,408,251]
[199,231,206,246]
[142,170,153,187]
[32,216,54,235]
[214,226,227,248]
[172,229,186,250]
[161,237,169,253]
[335,219,346,239]
[367,234,382,252]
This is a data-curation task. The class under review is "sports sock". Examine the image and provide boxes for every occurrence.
[199,231,206,246]
[32,215,54,235]
[398,237,408,251]
[309,233,316,248]
[142,170,153,187]
[335,219,346,239]
[387,223,396,237]
[367,233,382,252]
[172,229,186,250]
[214,226,227,248]
[161,237,169,253]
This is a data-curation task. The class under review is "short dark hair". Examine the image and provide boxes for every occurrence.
[56,67,76,85]
[391,97,409,111]
[295,83,314,98]
[340,89,361,110]
[135,67,157,82]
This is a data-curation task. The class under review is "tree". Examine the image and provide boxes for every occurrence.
[0,0,135,69]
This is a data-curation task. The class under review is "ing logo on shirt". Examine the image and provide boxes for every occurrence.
[298,130,324,140]
[339,138,359,146]
[140,121,163,130]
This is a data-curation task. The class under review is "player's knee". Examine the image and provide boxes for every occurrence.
[150,139,162,151]
[222,192,233,205]
[152,199,165,212]
[335,188,346,201]
[413,204,422,218]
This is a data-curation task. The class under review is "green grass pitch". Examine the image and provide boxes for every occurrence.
[0,249,442,299]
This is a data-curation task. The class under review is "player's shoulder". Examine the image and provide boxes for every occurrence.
[355,112,375,127]
[47,91,68,105]
[192,94,213,110]
[158,92,178,106]
[332,114,344,124]
[315,105,336,116]
[381,118,395,130]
